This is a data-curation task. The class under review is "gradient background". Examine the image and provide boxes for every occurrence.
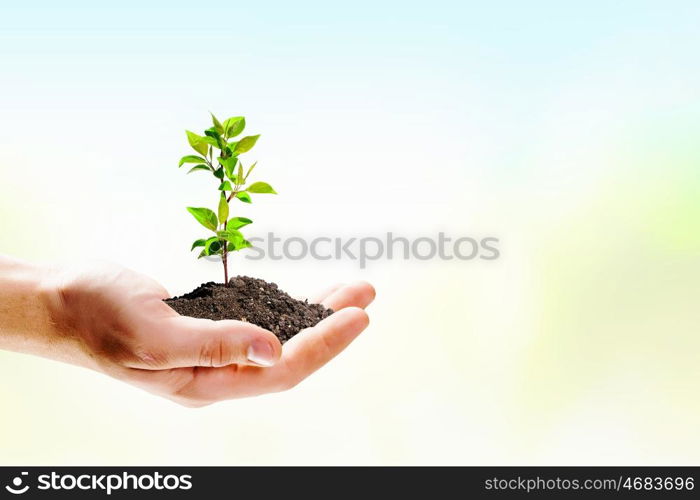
[1,1,699,464]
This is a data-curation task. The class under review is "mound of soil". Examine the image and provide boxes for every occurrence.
[164,276,333,343]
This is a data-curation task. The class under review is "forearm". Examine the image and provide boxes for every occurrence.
[0,256,84,366]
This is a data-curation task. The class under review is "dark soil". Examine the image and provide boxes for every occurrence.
[164,276,334,343]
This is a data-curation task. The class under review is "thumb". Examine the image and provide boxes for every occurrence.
[151,315,283,368]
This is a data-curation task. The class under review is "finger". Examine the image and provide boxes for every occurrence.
[270,307,369,389]
[115,365,195,398]
[308,283,345,304]
[130,316,282,369]
[321,281,376,310]
[173,307,370,401]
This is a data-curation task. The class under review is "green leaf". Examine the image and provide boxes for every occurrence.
[186,130,209,156]
[218,180,233,191]
[210,112,224,135]
[204,127,220,140]
[186,207,218,231]
[244,161,257,181]
[228,239,252,251]
[218,156,236,168]
[217,229,243,243]
[235,191,252,203]
[186,164,211,174]
[218,156,238,179]
[223,116,245,138]
[218,193,229,224]
[234,134,260,154]
[237,163,244,182]
[191,238,206,251]
[214,167,224,179]
[206,128,226,149]
[200,136,220,148]
[204,236,223,255]
[227,217,253,230]
[247,181,277,194]
[178,155,207,167]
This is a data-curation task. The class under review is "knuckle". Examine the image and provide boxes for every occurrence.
[198,336,231,367]
[129,346,166,368]
[158,368,196,393]
[320,332,336,358]
[169,370,210,407]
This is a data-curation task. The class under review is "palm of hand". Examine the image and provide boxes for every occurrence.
[53,264,374,407]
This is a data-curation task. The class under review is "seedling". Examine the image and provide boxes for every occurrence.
[168,114,332,341]
[178,113,277,283]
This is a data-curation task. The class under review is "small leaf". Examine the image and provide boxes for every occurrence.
[205,236,223,255]
[218,156,238,179]
[237,163,244,182]
[214,167,224,179]
[191,239,206,251]
[229,239,252,251]
[200,136,220,148]
[186,207,218,231]
[247,181,277,194]
[218,180,233,191]
[235,191,252,203]
[244,161,257,181]
[217,229,244,243]
[178,155,207,167]
[205,128,225,149]
[186,130,209,156]
[209,241,223,254]
[218,193,229,224]
[204,127,220,139]
[234,134,260,154]
[210,112,224,135]
[218,156,236,169]
[223,116,245,138]
[246,182,277,194]
[227,217,253,230]
[186,164,211,174]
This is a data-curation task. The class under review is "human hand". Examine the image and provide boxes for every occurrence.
[42,263,374,407]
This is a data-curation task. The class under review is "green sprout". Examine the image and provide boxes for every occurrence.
[178,113,277,283]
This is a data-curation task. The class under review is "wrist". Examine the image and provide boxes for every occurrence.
[0,257,89,366]
[0,256,52,347]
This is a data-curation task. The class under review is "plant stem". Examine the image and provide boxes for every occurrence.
[217,148,239,285]
[222,245,229,284]
[222,183,241,283]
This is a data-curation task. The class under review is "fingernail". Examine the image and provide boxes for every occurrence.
[247,341,275,366]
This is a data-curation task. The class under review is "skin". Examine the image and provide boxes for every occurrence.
[0,255,375,407]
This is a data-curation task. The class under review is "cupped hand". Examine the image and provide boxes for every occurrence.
[47,263,375,407]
